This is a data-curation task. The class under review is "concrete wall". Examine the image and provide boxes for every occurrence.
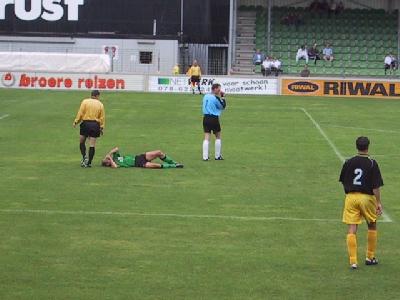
[0,36,179,75]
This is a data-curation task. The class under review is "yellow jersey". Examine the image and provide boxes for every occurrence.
[173,65,180,75]
[187,65,202,77]
[74,98,105,129]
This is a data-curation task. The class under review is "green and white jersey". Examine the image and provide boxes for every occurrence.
[112,152,135,168]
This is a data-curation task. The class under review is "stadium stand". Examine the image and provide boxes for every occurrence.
[236,5,398,76]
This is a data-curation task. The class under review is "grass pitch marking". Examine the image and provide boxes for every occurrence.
[0,208,393,223]
[0,209,339,223]
[327,124,400,134]
[300,108,393,223]
[0,114,10,120]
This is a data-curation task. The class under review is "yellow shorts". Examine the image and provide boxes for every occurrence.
[342,193,377,225]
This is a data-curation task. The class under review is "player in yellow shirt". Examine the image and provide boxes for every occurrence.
[186,60,202,94]
[172,64,180,75]
[339,137,384,270]
[73,90,105,168]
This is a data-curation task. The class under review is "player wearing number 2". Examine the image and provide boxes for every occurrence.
[339,136,384,270]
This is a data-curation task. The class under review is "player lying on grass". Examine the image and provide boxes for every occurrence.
[101,147,184,169]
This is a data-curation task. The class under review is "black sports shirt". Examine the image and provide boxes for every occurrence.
[339,154,384,195]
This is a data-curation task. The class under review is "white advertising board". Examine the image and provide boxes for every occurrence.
[148,76,278,95]
[0,72,144,91]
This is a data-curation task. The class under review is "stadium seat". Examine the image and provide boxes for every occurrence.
[262,6,399,76]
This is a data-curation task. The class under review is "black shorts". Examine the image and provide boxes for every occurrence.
[203,115,221,134]
[191,76,201,84]
[80,121,101,138]
[134,154,149,168]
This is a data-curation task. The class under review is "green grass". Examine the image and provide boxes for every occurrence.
[1,90,400,299]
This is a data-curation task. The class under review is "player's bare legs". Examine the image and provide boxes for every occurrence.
[145,150,183,169]
[145,150,165,161]
[144,162,162,169]
[203,133,211,161]
[215,131,223,160]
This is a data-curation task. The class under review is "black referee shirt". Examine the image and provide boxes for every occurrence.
[339,154,384,195]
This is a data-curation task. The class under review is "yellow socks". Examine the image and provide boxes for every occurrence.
[367,230,377,259]
[347,234,358,265]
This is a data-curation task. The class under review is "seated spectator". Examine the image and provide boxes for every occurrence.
[308,43,321,65]
[384,53,397,75]
[384,54,392,75]
[172,64,180,75]
[301,64,310,77]
[296,45,309,64]
[390,54,398,70]
[271,57,283,76]
[262,56,273,76]
[253,49,265,66]
[323,44,334,62]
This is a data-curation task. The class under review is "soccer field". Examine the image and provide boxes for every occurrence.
[1,89,400,299]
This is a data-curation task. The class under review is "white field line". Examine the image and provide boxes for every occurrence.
[0,114,9,120]
[0,208,392,223]
[300,107,393,223]
[327,124,400,134]
[0,208,340,223]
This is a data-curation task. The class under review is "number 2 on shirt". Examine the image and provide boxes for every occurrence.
[353,168,363,186]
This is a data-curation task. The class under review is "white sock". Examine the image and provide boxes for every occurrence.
[215,139,222,158]
[203,140,209,160]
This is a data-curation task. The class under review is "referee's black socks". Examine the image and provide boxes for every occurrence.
[80,142,86,158]
[88,147,95,164]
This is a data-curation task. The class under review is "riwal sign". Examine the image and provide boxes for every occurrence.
[0,0,85,21]
[149,76,278,95]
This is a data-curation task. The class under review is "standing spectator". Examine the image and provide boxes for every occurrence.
[253,49,265,66]
[329,0,337,16]
[309,0,320,12]
[308,43,321,65]
[323,43,334,62]
[172,64,180,75]
[271,57,283,76]
[336,1,344,14]
[300,64,310,77]
[296,45,309,64]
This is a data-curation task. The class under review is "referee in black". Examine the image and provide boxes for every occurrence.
[339,136,384,269]
[73,90,105,168]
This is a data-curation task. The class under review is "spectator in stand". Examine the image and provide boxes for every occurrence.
[271,57,282,76]
[323,43,334,62]
[253,49,265,66]
[296,45,309,64]
[301,64,310,77]
[172,64,180,75]
[336,1,344,14]
[262,56,273,76]
[390,54,398,70]
[308,43,321,65]
[328,0,337,17]
[384,53,397,75]
[309,0,320,12]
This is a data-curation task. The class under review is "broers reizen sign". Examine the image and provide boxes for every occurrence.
[0,0,85,21]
